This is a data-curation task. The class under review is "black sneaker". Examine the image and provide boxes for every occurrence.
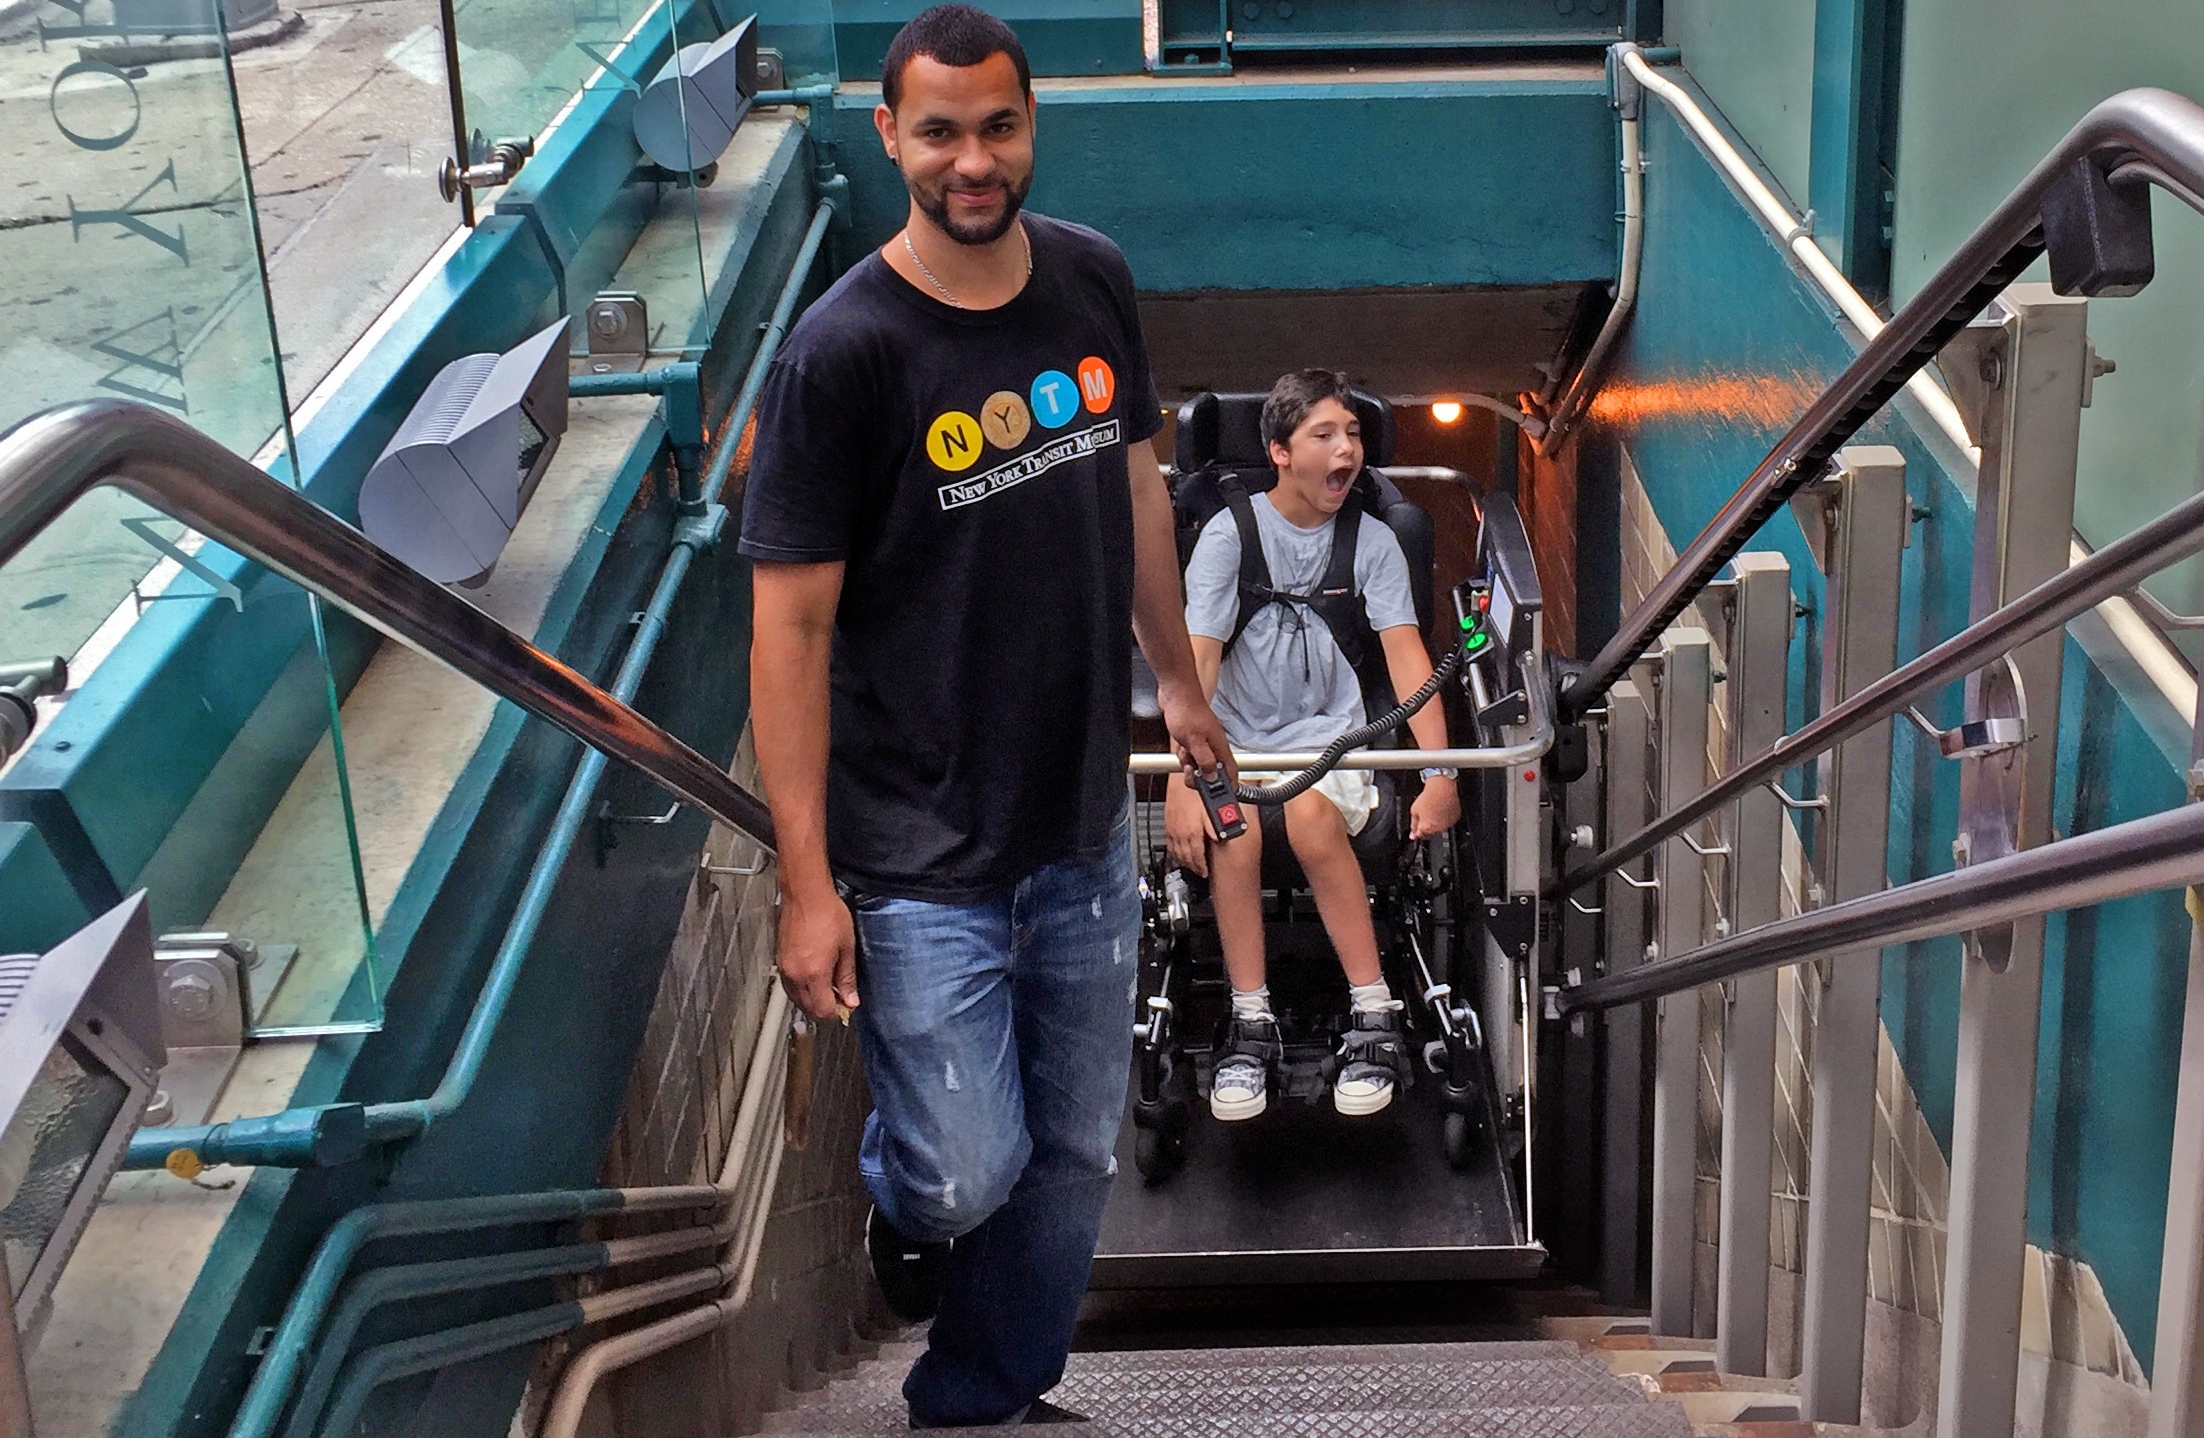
[1209,1013,1280,1122]
[1334,1003,1408,1117]
[867,1203,949,1322]
[1019,1398,1090,1424]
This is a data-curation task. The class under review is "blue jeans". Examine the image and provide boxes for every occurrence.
[850,811,1139,1426]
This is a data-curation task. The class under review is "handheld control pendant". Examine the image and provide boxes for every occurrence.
[1196,766,1247,842]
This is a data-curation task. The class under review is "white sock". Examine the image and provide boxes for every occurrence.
[1349,980,1396,1015]
[1231,985,1274,1023]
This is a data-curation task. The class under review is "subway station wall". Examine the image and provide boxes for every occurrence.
[1665,0,2204,617]
[1585,92,2193,1370]
[813,75,1619,294]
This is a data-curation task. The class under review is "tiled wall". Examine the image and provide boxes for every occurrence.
[548,732,882,1438]
[1618,450,2153,1432]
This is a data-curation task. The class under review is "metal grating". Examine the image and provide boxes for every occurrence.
[771,1402,1695,1438]
[770,1354,1656,1432]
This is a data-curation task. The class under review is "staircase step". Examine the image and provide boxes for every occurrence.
[772,1342,1586,1419]
[770,1355,1651,1431]
[770,1402,1697,1437]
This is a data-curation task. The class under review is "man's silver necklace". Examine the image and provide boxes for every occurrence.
[903,222,1030,309]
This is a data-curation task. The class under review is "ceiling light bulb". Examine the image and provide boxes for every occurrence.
[1431,401,1463,424]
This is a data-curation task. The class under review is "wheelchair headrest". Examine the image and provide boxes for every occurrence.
[1173,390,1397,474]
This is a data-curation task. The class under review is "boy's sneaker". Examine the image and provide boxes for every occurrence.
[1210,1014,1280,1121]
[1334,1004,1407,1117]
[867,1203,949,1321]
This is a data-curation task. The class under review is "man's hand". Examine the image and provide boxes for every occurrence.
[1164,774,1214,877]
[1408,776,1461,842]
[777,883,859,1021]
[1156,677,1234,786]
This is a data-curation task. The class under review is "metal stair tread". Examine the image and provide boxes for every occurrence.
[767,1354,1661,1430]
[779,1344,1597,1416]
[764,1401,1698,1437]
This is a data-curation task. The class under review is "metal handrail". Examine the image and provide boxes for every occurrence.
[1556,791,2204,1014]
[0,400,776,849]
[1561,85,2204,721]
[1562,481,2204,891]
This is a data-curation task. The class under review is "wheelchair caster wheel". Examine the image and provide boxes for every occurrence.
[1135,1114,1188,1184]
[1443,1111,1476,1171]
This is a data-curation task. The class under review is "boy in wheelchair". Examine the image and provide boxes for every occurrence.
[1165,369,1459,1122]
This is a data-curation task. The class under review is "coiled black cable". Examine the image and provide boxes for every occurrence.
[1234,638,1467,806]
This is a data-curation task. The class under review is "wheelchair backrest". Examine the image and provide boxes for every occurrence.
[1167,391,1437,638]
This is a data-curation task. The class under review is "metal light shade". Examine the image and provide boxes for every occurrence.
[358,317,572,586]
[633,17,758,172]
[0,895,163,1342]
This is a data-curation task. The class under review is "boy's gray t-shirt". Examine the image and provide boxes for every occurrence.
[1184,492,1419,751]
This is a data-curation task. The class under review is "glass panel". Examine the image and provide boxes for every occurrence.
[226,0,467,400]
[445,0,725,347]
[756,0,837,88]
[0,2,381,1031]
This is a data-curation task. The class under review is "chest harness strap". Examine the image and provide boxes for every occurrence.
[1216,472,1368,678]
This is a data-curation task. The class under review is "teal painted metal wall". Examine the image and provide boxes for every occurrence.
[1888,0,2204,620]
[830,0,1143,79]
[813,75,1618,292]
[1592,90,2194,1367]
[1663,0,1816,204]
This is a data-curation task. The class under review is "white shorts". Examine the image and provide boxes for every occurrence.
[1242,767,1381,837]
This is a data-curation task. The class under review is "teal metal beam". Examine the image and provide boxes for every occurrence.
[832,0,1142,79]
[818,76,1616,291]
[1808,0,1901,296]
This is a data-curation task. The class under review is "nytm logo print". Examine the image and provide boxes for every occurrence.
[926,356,1117,474]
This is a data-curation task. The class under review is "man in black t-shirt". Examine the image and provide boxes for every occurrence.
[739,6,1229,1427]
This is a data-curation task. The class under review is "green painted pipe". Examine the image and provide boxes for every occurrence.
[310,1264,732,1437]
[701,199,837,505]
[123,197,836,1179]
[225,1185,718,1438]
[753,84,836,105]
[125,1104,367,1175]
[283,1244,616,1438]
[566,364,698,398]
[571,363,706,503]
[312,1302,586,1438]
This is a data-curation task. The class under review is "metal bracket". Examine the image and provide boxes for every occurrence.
[1902,655,2029,759]
[594,799,681,866]
[1483,893,1535,959]
[1764,779,1829,812]
[1616,870,1660,891]
[2126,583,2204,631]
[672,503,729,551]
[439,136,534,203]
[582,291,648,373]
[752,45,785,90]
[1680,832,1731,858]
[699,842,770,881]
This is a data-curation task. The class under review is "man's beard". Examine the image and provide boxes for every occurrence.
[910,170,1032,246]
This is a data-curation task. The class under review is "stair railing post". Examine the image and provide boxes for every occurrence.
[1936,285,2088,1438]
[1601,672,1658,1306]
[1715,553,1791,1375]
[1557,710,1610,1277]
[1797,446,1909,1421]
[1651,628,1713,1337]
[2146,687,2204,1438]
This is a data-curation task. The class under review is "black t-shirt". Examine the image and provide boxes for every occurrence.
[738,214,1163,902]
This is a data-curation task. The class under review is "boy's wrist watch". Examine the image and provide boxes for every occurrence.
[1419,766,1458,781]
